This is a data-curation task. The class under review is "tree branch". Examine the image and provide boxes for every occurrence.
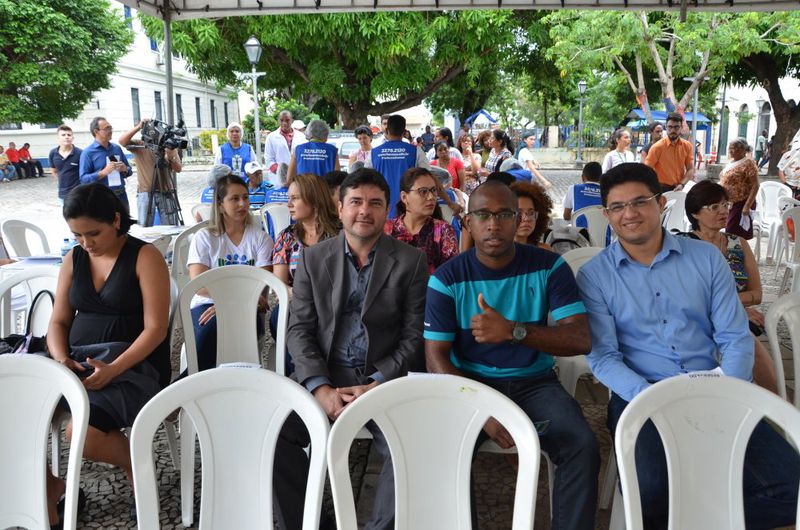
[266,46,311,84]
[368,62,467,115]
[614,56,639,93]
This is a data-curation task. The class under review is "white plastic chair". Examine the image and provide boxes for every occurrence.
[1,219,51,257]
[0,355,89,530]
[773,198,800,277]
[0,266,59,337]
[660,191,688,233]
[757,181,792,261]
[571,205,611,247]
[327,374,540,530]
[561,247,603,276]
[766,292,800,408]
[776,207,800,294]
[148,234,172,257]
[440,203,454,224]
[615,374,800,530]
[191,203,212,222]
[177,265,290,525]
[170,221,209,293]
[261,202,291,240]
[131,367,329,530]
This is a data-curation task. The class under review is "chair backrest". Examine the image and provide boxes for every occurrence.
[758,181,792,223]
[0,267,60,336]
[149,234,172,257]
[191,204,213,222]
[781,207,800,260]
[131,367,329,530]
[560,247,603,275]
[615,374,800,530]
[1,219,51,257]
[661,191,688,233]
[170,221,209,293]
[571,205,610,247]
[327,374,540,530]
[682,180,696,193]
[178,265,290,375]
[765,292,800,408]
[261,203,291,240]
[440,203,454,224]
[0,355,89,530]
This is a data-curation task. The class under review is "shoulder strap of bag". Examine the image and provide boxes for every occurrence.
[25,289,55,336]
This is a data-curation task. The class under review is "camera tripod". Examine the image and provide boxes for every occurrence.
[139,147,184,227]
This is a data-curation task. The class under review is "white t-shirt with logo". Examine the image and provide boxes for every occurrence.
[187,223,273,308]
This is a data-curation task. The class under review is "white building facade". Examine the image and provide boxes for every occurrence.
[712,77,799,163]
[0,4,240,162]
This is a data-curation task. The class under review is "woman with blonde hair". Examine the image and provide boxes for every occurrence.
[272,173,341,287]
[187,173,273,372]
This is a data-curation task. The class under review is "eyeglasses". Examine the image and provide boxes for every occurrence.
[604,194,660,214]
[468,209,518,222]
[519,209,538,220]
[701,201,733,213]
[410,186,437,198]
[98,126,113,132]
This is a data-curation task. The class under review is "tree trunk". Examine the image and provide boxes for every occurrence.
[543,97,549,128]
[741,52,800,176]
[337,104,370,130]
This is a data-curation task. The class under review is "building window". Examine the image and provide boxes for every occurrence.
[131,88,141,125]
[176,94,183,123]
[0,123,22,130]
[150,38,158,52]
[123,6,132,28]
[737,104,749,138]
[210,100,217,128]
[154,91,163,121]
[39,123,60,129]
[195,97,202,128]
[224,102,229,127]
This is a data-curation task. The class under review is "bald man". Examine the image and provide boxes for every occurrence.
[424,181,599,529]
[265,110,306,188]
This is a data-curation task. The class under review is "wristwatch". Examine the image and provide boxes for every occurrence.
[511,321,528,344]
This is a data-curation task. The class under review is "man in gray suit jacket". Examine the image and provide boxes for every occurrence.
[274,168,429,530]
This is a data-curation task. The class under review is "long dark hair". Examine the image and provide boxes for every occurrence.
[509,181,552,245]
[685,180,728,231]
[63,183,133,235]
[395,167,443,220]
[492,129,514,153]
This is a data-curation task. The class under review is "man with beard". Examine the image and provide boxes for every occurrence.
[644,112,694,192]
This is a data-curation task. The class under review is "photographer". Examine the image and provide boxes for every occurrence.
[119,119,183,226]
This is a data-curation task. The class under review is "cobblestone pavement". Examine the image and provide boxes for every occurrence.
[5,167,793,529]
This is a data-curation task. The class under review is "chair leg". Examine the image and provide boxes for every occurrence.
[180,409,196,527]
[164,419,180,471]
[791,267,800,295]
[609,485,626,529]
[542,451,556,520]
[754,230,762,263]
[599,447,618,510]
[780,268,792,297]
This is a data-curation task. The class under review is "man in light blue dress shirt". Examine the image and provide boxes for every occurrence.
[79,117,132,209]
[576,163,799,529]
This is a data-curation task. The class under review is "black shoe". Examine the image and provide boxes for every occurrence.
[56,488,87,524]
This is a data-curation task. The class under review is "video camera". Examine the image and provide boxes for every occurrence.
[141,119,189,151]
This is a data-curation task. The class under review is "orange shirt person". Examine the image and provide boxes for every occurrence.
[644,112,694,192]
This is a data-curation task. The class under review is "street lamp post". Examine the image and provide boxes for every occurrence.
[575,80,587,168]
[243,36,265,163]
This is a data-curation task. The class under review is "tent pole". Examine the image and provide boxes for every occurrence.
[164,6,175,124]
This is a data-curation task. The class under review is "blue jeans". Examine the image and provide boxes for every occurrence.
[608,392,800,529]
[136,191,180,226]
[0,165,15,181]
[475,370,600,530]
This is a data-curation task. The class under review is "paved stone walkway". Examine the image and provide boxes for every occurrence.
[4,167,794,529]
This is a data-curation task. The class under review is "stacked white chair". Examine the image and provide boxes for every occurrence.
[131,367,329,530]
[615,374,800,530]
[772,197,800,278]
[757,181,792,262]
[177,265,290,526]
[327,374,540,530]
[0,355,89,530]
[776,206,800,294]
[261,202,291,240]
[1,219,51,257]
[660,191,688,233]
[170,220,209,293]
[765,292,800,407]
[571,205,611,247]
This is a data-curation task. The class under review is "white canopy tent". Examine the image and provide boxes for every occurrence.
[117,0,797,123]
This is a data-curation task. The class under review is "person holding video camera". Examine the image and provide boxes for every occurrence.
[80,117,132,209]
[119,119,183,226]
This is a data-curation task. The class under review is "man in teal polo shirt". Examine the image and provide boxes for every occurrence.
[424,180,599,530]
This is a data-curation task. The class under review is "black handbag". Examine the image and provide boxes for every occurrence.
[0,289,54,354]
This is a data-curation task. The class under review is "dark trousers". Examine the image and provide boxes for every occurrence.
[608,392,800,529]
[273,364,395,530]
[11,162,29,179]
[24,159,44,177]
[474,371,600,530]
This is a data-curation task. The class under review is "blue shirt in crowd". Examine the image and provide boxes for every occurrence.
[219,142,252,176]
[49,146,82,199]
[370,140,418,218]
[576,231,753,402]
[246,180,270,208]
[566,182,602,229]
[264,186,289,204]
[79,141,131,203]
[424,244,586,380]
[295,141,337,177]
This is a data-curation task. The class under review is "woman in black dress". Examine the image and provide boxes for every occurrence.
[46,183,170,525]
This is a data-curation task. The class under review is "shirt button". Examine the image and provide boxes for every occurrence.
[671,346,676,350]
[656,292,661,296]
[662,320,667,324]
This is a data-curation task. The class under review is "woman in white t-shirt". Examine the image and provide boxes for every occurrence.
[601,128,635,173]
[518,130,553,189]
[186,172,273,372]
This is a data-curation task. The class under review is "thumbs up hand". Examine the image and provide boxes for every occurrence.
[471,293,513,344]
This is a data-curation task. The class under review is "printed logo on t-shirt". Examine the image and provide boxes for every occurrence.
[218,254,255,266]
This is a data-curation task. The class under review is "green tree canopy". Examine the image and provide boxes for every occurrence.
[0,0,132,125]
[142,10,517,128]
